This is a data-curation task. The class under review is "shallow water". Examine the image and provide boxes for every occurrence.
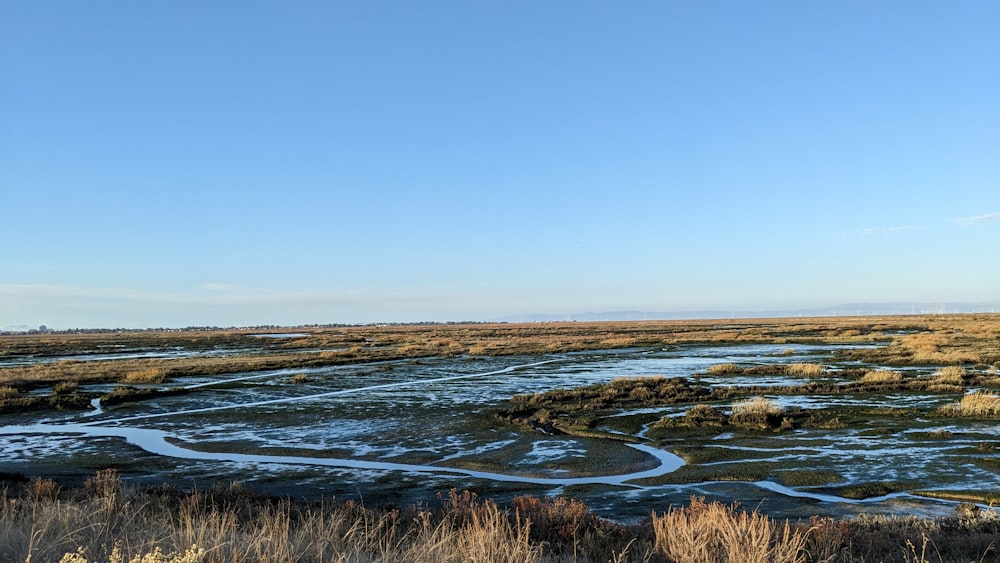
[1,343,992,520]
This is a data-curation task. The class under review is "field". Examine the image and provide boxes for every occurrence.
[1,314,999,561]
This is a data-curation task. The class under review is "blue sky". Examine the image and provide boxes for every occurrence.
[2,1,998,328]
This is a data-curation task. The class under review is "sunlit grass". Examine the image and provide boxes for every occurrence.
[121,367,168,384]
[860,369,903,383]
[651,496,809,563]
[707,363,739,375]
[784,362,827,377]
[3,472,997,563]
[933,365,966,385]
[731,396,783,417]
[940,391,1000,417]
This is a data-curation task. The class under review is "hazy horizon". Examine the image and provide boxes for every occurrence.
[3,2,998,329]
[4,300,999,332]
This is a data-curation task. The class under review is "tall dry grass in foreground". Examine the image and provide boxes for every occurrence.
[3,476,541,563]
[3,471,999,562]
[651,497,809,563]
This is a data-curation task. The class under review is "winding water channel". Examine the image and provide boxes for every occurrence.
[1,343,989,520]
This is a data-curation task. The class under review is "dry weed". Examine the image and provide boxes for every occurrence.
[652,497,809,563]
[785,363,827,377]
[861,369,904,383]
[121,368,168,384]
[732,396,782,417]
[933,366,966,385]
[941,391,1000,417]
[707,363,739,375]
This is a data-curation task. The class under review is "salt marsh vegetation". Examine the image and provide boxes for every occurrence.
[1,314,999,559]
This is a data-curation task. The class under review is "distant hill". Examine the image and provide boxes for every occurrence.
[491,302,1000,323]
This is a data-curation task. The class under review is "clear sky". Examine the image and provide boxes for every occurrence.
[2,1,998,329]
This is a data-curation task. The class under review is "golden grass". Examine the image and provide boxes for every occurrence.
[2,471,998,562]
[933,366,966,385]
[731,396,783,417]
[728,396,786,429]
[707,363,739,375]
[4,314,998,401]
[59,544,205,563]
[0,385,18,399]
[121,367,168,384]
[51,380,79,394]
[941,391,1000,417]
[784,363,827,377]
[860,369,904,383]
[4,475,544,563]
[651,496,809,562]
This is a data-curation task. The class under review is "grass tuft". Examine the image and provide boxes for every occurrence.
[731,396,783,417]
[651,496,809,562]
[121,367,168,384]
[933,366,966,385]
[941,391,1000,417]
[784,363,827,377]
[707,363,740,375]
[860,369,903,383]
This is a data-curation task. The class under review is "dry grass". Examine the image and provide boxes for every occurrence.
[121,367,168,384]
[940,391,1000,417]
[651,496,809,562]
[0,385,18,399]
[933,366,966,385]
[900,332,983,364]
[59,544,205,563]
[2,471,999,562]
[2,475,544,563]
[51,380,79,394]
[784,363,827,377]
[729,396,785,429]
[4,314,997,406]
[731,396,783,417]
[707,363,740,375]
[860,369,904,383]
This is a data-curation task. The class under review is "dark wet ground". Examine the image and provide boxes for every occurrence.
[1,342,994,521]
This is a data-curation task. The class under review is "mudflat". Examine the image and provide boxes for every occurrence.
[1,315,998,520]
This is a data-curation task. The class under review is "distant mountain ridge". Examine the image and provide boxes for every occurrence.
[491,302,1000,323]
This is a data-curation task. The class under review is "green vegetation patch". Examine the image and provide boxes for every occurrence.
[776,469,842,487]
[968,456,1000,472]
[834,481,913,500]
[0,396,46,414]
[628,461,791,486]
[100,385,189,406]
[669,444,811,465]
